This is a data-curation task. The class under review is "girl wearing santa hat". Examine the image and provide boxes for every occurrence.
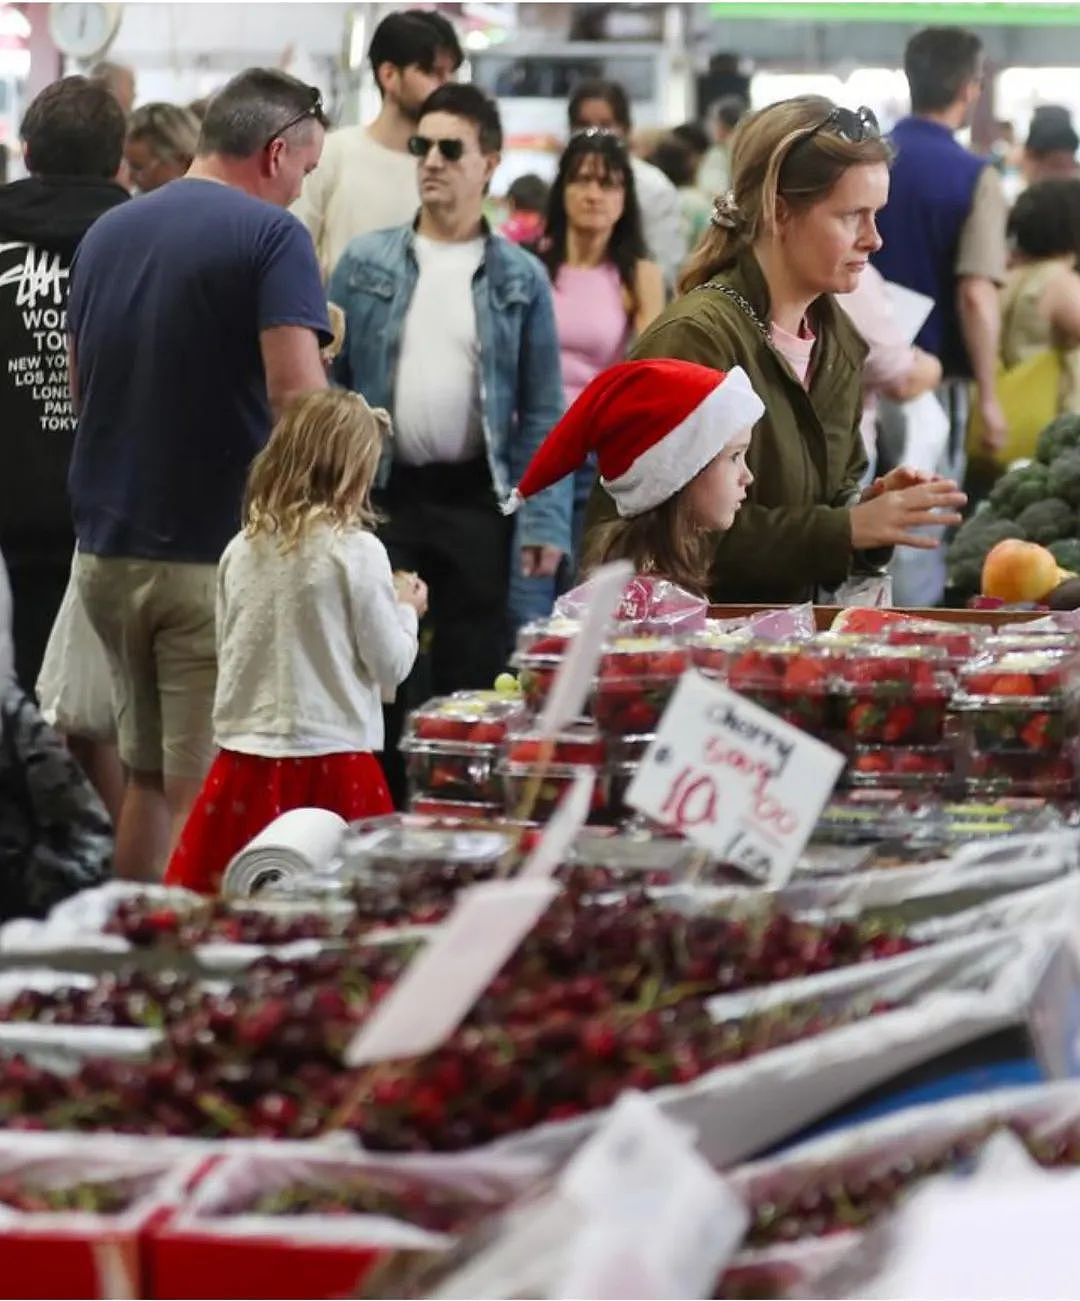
[504,357,763,596]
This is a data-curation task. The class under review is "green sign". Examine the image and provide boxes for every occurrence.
[708,2,1080,25]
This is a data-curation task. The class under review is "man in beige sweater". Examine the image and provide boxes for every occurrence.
[293,10,462,280]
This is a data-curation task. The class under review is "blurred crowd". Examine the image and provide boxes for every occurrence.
[2,12,1080,898]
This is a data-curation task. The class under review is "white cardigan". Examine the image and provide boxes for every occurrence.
[213,524,418,757]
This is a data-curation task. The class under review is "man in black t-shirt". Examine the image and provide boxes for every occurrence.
[0,76,128,693]
[67,69,331,881]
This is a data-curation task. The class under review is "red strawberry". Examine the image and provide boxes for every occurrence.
[620,699,659,734]
[782,657,827,692]
[881,705,917,743]
[508,739,544,763]
[1020,712,1054,751]
[468,721,505,744]
[854,751,891,774]
[848,701,883,738]
[414,716,470,742]
[989,674,1038,697]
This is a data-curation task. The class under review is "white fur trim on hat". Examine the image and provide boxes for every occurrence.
[600,366,764,518]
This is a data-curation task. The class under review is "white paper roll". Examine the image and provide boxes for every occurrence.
[221,808,348,897]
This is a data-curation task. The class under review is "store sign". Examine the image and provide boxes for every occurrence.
[555,1092,748,1299]
[627,670,844,887]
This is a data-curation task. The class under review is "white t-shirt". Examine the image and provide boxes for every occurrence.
[213,524,418,757]
[292,125,420,280]
[392,234,486,467]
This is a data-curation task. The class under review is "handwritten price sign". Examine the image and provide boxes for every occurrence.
[626,670,844,887]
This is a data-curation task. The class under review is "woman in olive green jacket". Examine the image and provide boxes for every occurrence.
[584,96,967,604]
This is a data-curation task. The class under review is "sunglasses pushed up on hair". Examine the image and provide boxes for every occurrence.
[801,104,881,148]
[408,134,466,162]
[262,85,326,151]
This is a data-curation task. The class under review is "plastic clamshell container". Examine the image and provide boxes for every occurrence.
[502,722,606,768]
[497,760,610,823]
[963,749,1079,799]
[837,645,955,745]
[404,691,526,748]
[591,635,690,736]
[685,628,747,679]
[510,617,581,713]
[846,744,956,790]
[956,648,1080,705]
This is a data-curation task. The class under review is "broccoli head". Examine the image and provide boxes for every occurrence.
[1047,448,1080,507]
[987,461,1049,517]
[1015,497,1075,544]
[1037,413,1080,465]
[1050,538,1080,574]
[947,513,1028,596]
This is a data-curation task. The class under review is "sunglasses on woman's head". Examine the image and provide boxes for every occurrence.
[569,126,627,148]
[804,105,881,147]
[408,134,466,162]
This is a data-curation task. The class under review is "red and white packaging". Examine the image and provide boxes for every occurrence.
[0,1132,204,1300]
[149,1146,542,1300]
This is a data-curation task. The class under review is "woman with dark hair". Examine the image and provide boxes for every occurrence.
[545,131,663,546]
[508,131,662,624]
[1000,177,1080,417]
[584,95,968,603]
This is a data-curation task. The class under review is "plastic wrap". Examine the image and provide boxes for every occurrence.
[555,573,707,635]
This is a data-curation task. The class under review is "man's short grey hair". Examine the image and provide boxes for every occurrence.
[197,68,327,159]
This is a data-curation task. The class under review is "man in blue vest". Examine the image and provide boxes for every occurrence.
[874,27,1008,604]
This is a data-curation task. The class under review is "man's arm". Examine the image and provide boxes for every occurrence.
[514,273,571,575]
[957,275,1005,452]
[259,325,327,421]
[955,165,1009,453]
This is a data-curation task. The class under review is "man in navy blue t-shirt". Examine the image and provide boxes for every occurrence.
[67,67,332,881]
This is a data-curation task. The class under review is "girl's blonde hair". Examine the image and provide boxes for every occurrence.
[244,389,390,550]
[679,95,893,294]
[583,491,715,597]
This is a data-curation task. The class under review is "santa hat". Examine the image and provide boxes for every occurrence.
[502,359,764,519]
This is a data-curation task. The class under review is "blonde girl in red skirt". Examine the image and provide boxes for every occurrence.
[165,390,426,894]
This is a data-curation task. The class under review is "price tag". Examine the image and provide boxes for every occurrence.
[519,769,596,879]
[626,670,844,888]
[537,559,634,736]
[343,879,558,1067]
[1027,932,1080,1080]
[555,1092,748,1299]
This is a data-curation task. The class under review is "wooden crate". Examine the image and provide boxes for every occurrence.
[709,605,1050,632]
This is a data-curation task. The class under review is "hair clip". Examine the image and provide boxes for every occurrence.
[711,192,741,229]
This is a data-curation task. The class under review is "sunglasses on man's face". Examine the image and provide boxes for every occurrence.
[262,86,325,152]
[408,134,466,162]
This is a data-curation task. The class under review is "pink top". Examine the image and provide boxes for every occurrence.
[553,262,632,405]
[771,319,816,388]
[837,265,917,459]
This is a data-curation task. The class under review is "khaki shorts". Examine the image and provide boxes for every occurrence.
[75,554,217,780]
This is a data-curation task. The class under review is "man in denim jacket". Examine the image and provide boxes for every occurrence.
[329,83,569,797]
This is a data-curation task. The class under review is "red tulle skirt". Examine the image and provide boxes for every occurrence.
[165,748,393,895]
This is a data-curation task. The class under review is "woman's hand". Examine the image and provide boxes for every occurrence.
[850,480,967,551]
[860,465,945,501]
